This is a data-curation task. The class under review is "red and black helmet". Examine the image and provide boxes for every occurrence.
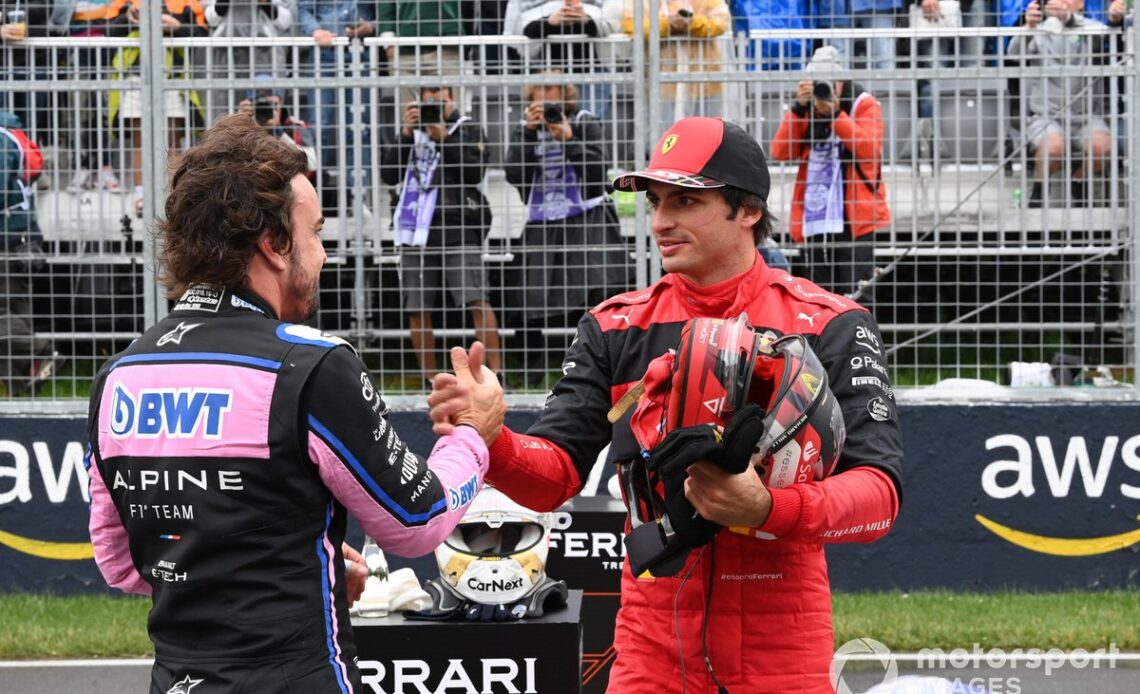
[630,314,845,487]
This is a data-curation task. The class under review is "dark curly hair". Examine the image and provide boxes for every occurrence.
[156,114,308,299]
[720,185,775,246]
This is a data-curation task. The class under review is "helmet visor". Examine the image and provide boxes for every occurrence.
[446,521,547,558]
[756,334,830,457]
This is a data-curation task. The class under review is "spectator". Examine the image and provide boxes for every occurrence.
[0,1,53,137]
[605,0,732,132]
[238,84,319,178]
[377,0,467,108]
[728,0,813,71]
[503,76,630,384]
[203,1,297,119]
[297,0,374,194]
[1,111,62,396]
[432,116,902,693]
[54,0,122,193]
[912,0,989,150]
[86,114,505,692]
[107,0,208,217]
[464,1,513,74]
[504,0,618,119]
[814,0,906,71]
[1008,0,1113,207]
[770,45,890,304]
[380,85,503,386]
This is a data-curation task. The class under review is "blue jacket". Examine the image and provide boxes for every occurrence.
[730,0,812,69]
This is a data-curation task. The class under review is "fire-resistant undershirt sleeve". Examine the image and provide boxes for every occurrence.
[304,347,489,558]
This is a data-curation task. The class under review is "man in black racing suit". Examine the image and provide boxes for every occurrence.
[86,115,505,693]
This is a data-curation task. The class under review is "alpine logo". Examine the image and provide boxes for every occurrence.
[109,383,233,439]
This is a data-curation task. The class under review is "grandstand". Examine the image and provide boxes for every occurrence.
[1,3,1136,404]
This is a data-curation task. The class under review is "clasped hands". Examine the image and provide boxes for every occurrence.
[645,404,774,548]
[427,341,507,447]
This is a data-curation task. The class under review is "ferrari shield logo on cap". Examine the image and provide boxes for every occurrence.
[661,134,679,154]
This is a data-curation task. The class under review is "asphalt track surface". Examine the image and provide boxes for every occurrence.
[1,659,1139,693]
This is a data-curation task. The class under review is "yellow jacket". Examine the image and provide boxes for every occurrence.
[607,0,731,99]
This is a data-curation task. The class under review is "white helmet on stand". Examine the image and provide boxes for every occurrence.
[434,487,554,605]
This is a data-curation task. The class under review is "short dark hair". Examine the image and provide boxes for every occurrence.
[720,185,774,245]
[156,114,308,300]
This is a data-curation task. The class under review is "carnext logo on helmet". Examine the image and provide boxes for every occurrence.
[466,576,525,593]
[109,383,233,439]
[449,474,479,511]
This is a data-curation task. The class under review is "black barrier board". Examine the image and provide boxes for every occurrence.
[353,590,582,694]
[4,403,1140,593]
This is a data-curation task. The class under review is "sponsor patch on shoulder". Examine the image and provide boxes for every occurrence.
[866,396,891,422]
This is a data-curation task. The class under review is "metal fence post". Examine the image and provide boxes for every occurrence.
[140,1,167,329]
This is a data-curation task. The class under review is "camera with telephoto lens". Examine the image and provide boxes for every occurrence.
[812,81,834,102]
[418,100,444,126]
[542,103,564,124]
[254,96,277,125]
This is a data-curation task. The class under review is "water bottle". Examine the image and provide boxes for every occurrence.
[1012,187,1023,209]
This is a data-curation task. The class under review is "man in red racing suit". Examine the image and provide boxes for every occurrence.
[433,117,903,692]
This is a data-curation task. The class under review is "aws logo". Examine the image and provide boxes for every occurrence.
[0,439,94,561]
[976,434,1140,557]
[110,383,233,439]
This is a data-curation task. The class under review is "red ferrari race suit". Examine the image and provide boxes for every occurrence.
[488,251,903,692]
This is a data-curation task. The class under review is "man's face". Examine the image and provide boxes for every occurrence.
[420,88,454,116]
[538,85,565,106]
[282,173,326,323]
[644,181,761,286]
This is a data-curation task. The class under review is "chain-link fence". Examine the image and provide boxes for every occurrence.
[1,1,1137,409]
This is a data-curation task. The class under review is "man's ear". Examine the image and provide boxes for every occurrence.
[738,204,763,231]
[255,231,289,272]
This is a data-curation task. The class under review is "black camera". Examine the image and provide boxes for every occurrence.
[418,100,444,125]
[677,8,692,18]
[812,81,834,102]
[253,96,277,125]
[542,103,564,124]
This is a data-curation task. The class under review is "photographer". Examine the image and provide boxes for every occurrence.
[380,85,502,386]
[238,86,318,179]
[503,76,631,386]
[770,45,890,306]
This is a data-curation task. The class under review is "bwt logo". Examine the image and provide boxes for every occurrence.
[110,384,233,439]
[448,474,479,511]
[359,658,537,694]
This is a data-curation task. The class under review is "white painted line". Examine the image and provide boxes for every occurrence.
[0,659,154,668]
[838,652,1140,663]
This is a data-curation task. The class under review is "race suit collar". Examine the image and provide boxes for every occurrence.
[668,250,767,318]
[170,284,277,319]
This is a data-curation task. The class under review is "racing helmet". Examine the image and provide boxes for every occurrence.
[631,314,845,486]
[434,487,553,605]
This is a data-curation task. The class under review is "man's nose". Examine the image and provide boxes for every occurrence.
[650,206,674,235]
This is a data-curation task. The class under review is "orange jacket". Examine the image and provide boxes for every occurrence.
[770,85,890,242]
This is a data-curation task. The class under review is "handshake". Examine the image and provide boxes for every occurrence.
[426,341,507,447]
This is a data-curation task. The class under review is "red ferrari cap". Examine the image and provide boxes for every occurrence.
[612,117,770,201]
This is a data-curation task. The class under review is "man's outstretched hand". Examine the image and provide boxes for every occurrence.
[427,342,506,446]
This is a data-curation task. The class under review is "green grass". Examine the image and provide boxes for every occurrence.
[833,590,1140,651]
[0,591,1135,658]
